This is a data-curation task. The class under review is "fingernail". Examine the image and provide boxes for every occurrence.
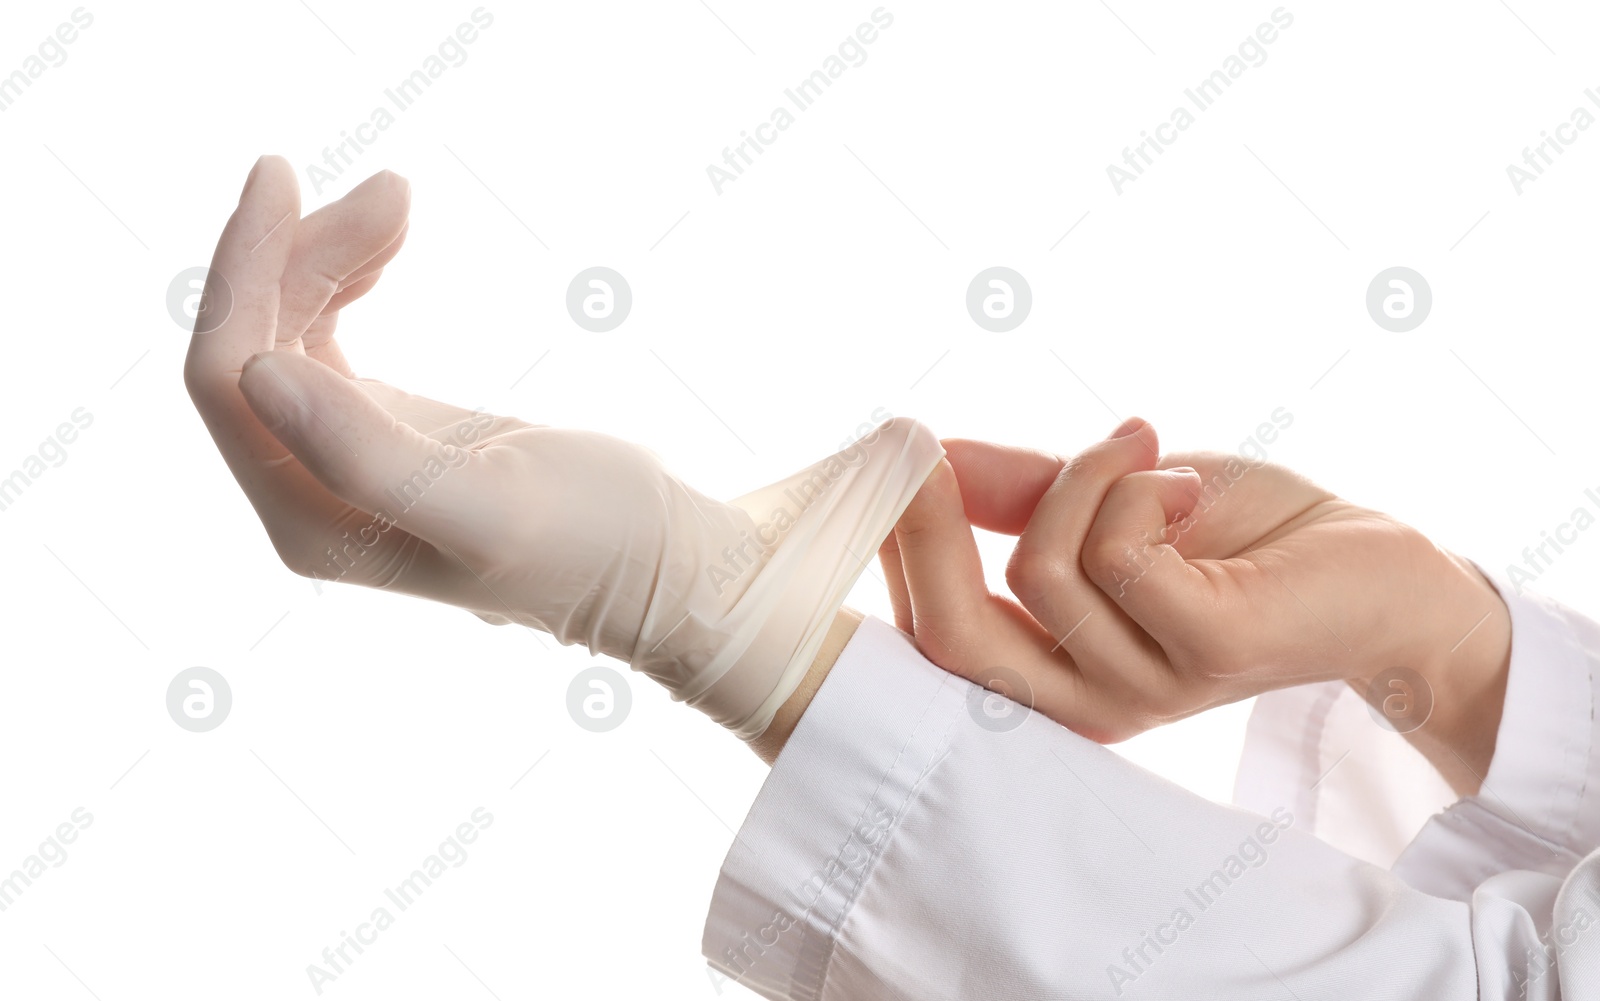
[1167,465,1198,477]
[1110,417,1145,439]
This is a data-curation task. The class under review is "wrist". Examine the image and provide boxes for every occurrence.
[1420,548,1511,794]
[747,606,863,765]
[1351,529,1511,795]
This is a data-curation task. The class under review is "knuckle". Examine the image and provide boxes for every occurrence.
[1057,450,1107,489]
[894,505,940,544]
[1079,715,1144,745]
[1062,440,1141,487]
[1006,546,1065,601]
[1143,683,1195,721]
[1082,532,1140,584]
[911,618,967,671]
[905,611,986,680]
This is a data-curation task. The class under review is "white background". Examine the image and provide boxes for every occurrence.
[2,0,1598,997]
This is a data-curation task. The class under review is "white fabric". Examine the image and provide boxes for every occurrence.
[1233,679,1458,869]
[702,577,1600,999]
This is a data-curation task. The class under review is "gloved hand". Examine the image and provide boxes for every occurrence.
[186,157,942,739]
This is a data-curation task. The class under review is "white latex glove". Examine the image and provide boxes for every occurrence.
[186,157,941,739]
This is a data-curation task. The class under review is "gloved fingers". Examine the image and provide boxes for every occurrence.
[301,312,355,377]
[274,171,410,353]
[183,158,369,543]
[238,350,498,560]
[303,511,536,625]
[300,223,411,377]
[185,155,301,411]
[940,438,1065,535]
[321,269,382,318]
[353,379,538,439]
[323,220,408,312]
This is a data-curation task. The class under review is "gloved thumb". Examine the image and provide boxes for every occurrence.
[238,350,489,553]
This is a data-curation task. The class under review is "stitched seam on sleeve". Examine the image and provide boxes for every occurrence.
[784,668,959,1000]
[813,679,964,999]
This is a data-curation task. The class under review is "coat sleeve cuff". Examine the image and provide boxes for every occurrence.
[699,615,964,1000]
[1392,563,1600,897]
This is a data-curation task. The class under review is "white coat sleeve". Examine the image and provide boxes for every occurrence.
[701,615,1600,1001]
[1391,569,1600,896]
